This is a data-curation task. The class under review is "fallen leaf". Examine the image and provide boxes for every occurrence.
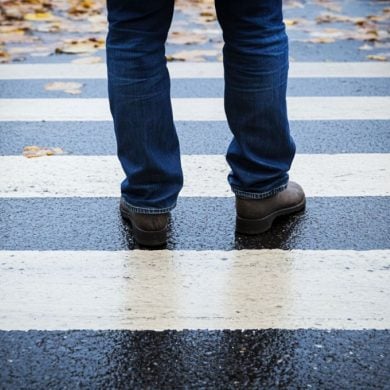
[284,19,299,26]
[68,0,102,16]
[367,54,388,61]
[23,146,65,158]
[167,49,219,62]
[0,23,31,33]
[44,81,83,94]
[24,12,55,22]
[198,11,217,22]
[55,37,105,54]
[0,47,10,63]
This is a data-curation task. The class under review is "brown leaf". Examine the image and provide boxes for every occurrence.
[68,0,102,16]
[0,47,10,63]
[198,11,217,22]
[315,13,352,24]
[166,49,219,62]
[55,37,105,54]
[23,146,65,158]
[0,22,31,33]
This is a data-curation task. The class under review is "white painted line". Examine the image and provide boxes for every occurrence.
[1,62,390,79]
[1,97,390,121]
[0,249,388,330]
[1,154,389,198]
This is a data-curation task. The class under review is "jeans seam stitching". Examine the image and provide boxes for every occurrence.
[121,197,175,214]
[232,183,288,200]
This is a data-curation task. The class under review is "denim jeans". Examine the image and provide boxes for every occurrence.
[106,0,295,214]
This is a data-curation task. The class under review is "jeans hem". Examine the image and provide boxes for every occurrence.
[232,183,288,200]
[121,196,175,215]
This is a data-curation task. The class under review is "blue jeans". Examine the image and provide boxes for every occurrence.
[106,0,295,214]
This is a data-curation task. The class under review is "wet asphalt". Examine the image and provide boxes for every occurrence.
[1,330,389,389]
[1,120,389,155]
[1,197,389,251]
[1,1,390,389]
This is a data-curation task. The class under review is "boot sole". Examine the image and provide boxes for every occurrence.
[236,198,306,235]
[120,204,168,247]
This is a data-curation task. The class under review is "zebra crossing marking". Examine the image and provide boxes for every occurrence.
[0,249,388,330]
[0,60,389,334]
[1,154,389,198]
[1,62,390,79]
[1,97,389,121]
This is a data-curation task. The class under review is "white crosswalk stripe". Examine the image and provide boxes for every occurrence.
[0,250,389,330]
[1,154,389,198]
[1,62,390,79]
[1,97,390,121]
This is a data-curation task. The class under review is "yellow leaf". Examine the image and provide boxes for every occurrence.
[24,12,55,22]
[284,19,299,26]
[367,54,387,61]
[23,146,65,158]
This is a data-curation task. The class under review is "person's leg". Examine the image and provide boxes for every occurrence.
[215,0,305,234]
[215,0,295,198]
[106,0,182,215]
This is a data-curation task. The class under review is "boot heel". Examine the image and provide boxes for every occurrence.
[133,225,167,247]
[236,215,274,235]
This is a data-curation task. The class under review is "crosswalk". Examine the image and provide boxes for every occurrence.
[0,60,389,386]
[1,62,390,79]
[1,96,390,120]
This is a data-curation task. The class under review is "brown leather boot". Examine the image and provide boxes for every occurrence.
[235,181,306,234]
[119,197,169,247]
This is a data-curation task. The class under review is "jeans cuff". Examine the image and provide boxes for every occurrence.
[231,183,288,200]
[121,196,176,215]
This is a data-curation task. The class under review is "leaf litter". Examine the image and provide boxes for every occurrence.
[0,0,389,62]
